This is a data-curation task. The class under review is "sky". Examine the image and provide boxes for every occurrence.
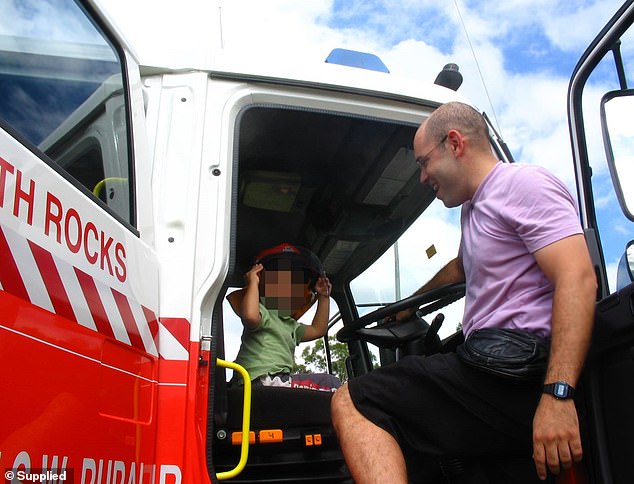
[98,0,633,355]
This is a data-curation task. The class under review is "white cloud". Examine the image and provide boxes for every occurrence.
[218,0,335,53]
[541,1,626,51]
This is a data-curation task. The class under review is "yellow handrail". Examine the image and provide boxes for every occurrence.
[215,359,252,480]
[92,177,128,198]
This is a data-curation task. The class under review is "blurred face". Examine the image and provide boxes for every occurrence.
[261,269,309,316]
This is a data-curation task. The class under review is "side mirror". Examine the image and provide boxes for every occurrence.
[601,90,634,221]
[616,240,634,291]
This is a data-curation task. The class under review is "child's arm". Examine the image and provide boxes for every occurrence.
[240,263,264,329]
[301,275,332,341]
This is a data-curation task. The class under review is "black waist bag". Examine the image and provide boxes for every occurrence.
[456,328,550,381]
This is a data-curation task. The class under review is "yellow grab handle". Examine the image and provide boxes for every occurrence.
[92,177,128,198]
[215,359,251,480]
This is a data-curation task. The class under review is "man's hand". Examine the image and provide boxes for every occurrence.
[394,307,417,322]
[383,307,415,323]
[532,395,583,480]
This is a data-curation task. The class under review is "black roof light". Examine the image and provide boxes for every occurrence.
[434,63,463,91]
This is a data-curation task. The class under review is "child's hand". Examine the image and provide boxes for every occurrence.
[314,275,332,298]
[245,263,264,286]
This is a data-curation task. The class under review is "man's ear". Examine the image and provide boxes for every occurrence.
[447,129,466,157]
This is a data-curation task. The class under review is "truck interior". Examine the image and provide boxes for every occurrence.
[208,102,472,483]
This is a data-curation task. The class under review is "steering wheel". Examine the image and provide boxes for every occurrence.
[336,282,466,345]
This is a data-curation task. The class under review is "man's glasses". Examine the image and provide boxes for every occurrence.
[416,134,448,170]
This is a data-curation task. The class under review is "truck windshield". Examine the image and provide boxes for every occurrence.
[350,198,464,341]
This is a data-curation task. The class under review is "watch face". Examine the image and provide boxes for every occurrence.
[544,382,574,399]
[554,383,568,398]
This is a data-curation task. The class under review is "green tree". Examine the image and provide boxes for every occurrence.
[294,335,376,383]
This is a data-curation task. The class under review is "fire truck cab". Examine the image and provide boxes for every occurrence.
[1,0,633,483]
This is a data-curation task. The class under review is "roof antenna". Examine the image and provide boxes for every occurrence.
[453,0,502,135]
[218,5,224,49]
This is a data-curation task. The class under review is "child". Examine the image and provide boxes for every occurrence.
[229,243,339,390]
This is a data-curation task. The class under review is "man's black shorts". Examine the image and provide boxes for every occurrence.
[347,352,543,473]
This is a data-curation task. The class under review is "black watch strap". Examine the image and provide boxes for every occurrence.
[543,381,575,400]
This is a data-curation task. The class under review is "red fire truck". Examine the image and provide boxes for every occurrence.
[0,0,633,483]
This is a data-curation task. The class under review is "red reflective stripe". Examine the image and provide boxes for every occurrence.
[74,267,116,339]
[28,240,76,322]
[160,318,189,350]
[111,288,144,350]
[0,226,29,301]
[142,305,159,344]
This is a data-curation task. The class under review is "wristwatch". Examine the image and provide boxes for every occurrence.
[543,381,575,400]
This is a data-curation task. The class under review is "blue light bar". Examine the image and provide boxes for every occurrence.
[325,48,390,73]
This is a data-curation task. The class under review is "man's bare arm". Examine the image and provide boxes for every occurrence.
[531,234,597,480]
[396,256,465,321]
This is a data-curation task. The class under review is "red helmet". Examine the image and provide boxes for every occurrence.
[255,243,324,289]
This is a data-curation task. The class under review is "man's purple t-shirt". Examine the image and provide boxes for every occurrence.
[459,162,582,338]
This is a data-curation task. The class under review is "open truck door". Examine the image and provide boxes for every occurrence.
[567,0,634,482]
[0,0,174,479]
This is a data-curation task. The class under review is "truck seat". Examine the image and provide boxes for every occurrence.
[212,385,350,483]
